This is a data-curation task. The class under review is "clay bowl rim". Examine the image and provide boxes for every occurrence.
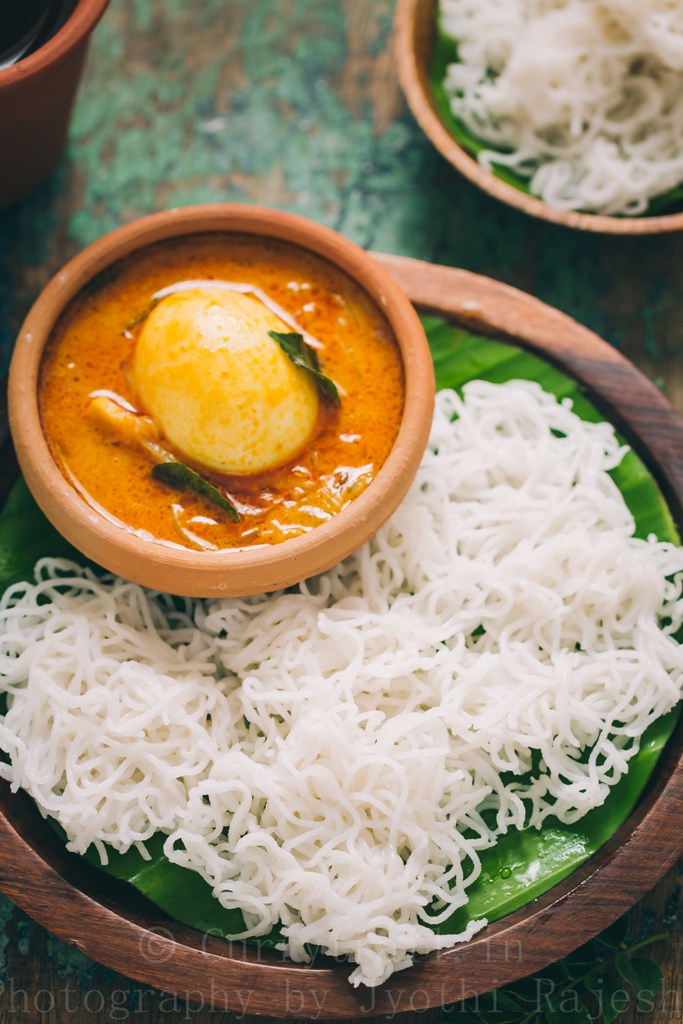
[395,0,683,236]
[0,0,110,92]
[7,204,435,598]
[1,253,682,1018]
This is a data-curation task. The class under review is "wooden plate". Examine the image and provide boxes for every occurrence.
[395,0,683,235]
[0,254,682,1019]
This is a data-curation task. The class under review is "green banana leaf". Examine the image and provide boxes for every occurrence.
[427,20,683,218]
[0,319,679,942]
[0,477,82,595]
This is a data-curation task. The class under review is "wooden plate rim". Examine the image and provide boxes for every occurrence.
[394,0,683,236]
[0,252,681,1018]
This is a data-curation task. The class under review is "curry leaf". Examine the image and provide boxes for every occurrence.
[268,330,340,404]
[477,1009,525,1024]
[544,1005,592,1024]
[446,912,669,1024]
[124,297,160,333]
[586,972,631,1024]
[493,991,526,1012]
[594,914,630,952]
[615,954,664,1009]
[151,461,240,522]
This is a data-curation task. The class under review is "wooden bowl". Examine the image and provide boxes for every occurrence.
[7,205,434,598]
[0,254,681,1018]
[395,0,683,235]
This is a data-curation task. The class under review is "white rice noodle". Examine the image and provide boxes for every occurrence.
[440,0,683,214]
[1,380,682,987]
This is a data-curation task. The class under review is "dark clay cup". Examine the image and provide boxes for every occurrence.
[0,0,109,209]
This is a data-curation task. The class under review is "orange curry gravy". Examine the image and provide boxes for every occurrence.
[39,234,405,551]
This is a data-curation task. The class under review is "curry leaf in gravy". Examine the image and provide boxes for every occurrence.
[124,297,160,334]
[268,330,341,405]
[151,462,240,522]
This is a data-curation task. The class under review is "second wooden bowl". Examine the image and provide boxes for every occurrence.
[395,0,683,235]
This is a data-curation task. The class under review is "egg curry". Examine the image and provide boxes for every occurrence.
[39,235,405,551]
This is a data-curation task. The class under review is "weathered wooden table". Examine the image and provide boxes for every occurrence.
[0,1,680,1021]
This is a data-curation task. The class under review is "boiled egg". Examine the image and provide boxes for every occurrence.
[132,288,320,475]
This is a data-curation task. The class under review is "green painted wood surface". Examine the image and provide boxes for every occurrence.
[0,1,681,1021]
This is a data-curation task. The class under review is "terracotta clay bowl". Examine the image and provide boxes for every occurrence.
[0,0,110,208]
[7,204,434,597]
[395,0,683,235]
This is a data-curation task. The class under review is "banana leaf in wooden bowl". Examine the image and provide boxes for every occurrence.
[395,0,683,234]
[0,254,681,1017]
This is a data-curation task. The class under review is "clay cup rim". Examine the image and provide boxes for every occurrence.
[0,0,110,93]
